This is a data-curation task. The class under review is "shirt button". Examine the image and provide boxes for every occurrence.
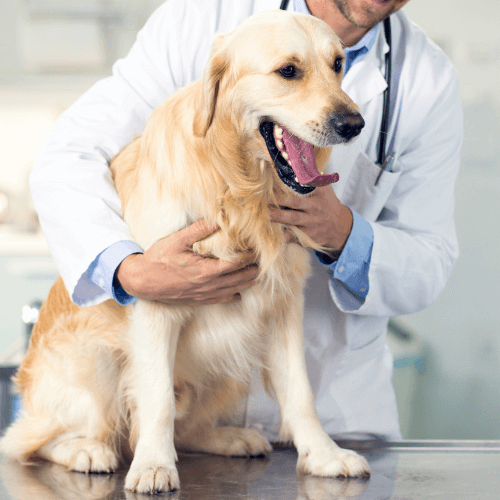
[98,278,105,287]
[338,265,345,273]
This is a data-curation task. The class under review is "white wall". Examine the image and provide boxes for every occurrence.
[400,0,500,438]
[0,0,166,75]
[404,0,500,107]
[0,0,162,198]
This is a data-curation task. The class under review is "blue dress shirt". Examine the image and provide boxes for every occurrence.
[86,3,377,306]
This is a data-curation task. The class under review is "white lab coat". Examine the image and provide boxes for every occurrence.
[30,0,463,440]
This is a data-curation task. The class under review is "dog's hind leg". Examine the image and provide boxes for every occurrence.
[123,300,184,494]
[1,335,122,473]
[35,362,120,473]
[174,380,272,457]
[177,424,273,457]
[263,297,371,479]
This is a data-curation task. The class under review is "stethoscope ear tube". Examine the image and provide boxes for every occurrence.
[377,17,392,166]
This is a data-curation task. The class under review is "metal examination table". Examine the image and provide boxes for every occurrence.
[0,440,499,499]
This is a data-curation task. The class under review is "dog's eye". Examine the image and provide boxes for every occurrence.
[279,65,297,79]
[334,57,343,74]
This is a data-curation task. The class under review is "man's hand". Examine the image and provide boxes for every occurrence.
[116,220,259,306]
[269,186,353,255]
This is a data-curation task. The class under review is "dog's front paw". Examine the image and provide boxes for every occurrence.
[124,463,180,494]
[297,442,370,479]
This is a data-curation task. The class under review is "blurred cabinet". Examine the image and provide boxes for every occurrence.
[0,231,58,355]
[19,0,150,73]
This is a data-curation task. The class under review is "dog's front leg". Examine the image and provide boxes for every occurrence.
[124,300,184,494]
[265,299,370,479]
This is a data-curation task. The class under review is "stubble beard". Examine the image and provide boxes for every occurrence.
[332,0,393,29]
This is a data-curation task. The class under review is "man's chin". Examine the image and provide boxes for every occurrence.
[333,0,402,29]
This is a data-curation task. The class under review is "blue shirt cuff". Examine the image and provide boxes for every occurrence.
[87,240,143,305]
[315,210,373,300]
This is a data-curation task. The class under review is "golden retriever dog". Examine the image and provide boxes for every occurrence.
[0,10,369,494]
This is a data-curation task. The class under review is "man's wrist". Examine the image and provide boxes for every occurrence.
[325,204,353,254]
[115,253,144,297]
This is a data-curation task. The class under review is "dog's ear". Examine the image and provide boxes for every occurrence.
[193,34,228,138]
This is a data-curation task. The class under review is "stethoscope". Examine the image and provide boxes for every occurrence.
[279,0,393,178]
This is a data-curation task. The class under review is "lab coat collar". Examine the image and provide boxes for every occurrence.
[341,22,389,106]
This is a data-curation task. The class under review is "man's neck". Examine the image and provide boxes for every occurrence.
[305,0,369,46]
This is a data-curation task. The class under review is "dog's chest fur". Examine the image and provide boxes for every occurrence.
[109,80,314,385]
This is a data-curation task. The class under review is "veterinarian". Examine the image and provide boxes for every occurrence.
[30,0,463,441]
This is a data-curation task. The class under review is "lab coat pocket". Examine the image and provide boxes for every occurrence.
[341,152,402,222]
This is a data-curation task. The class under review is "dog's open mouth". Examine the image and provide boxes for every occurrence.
[259,121,339,195]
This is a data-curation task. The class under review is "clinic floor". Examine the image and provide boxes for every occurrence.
[0,440,498,499]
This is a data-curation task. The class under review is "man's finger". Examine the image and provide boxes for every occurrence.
[189,249,258,279]
[210,250,258,275]
[219,264,259,286]
[195,277,257,303]
[211,257,259,279]
[182,293,243,307]
[269,206,304,227]
[269,192,304,210]
[179,219,220,246]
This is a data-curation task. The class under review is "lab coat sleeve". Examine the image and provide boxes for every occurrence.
[330,50,463,317]
[29,0,191,306]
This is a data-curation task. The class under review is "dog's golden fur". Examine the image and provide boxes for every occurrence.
[1,10,370,493]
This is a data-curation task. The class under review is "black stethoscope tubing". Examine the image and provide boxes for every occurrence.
[279,0,392,166]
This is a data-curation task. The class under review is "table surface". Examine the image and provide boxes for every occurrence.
[0,440,499,499]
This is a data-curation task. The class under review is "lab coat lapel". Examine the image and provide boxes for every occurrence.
[329,27,389,199]
[342,27,389,106]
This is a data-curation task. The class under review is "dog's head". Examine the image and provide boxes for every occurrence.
[193,9,364,195]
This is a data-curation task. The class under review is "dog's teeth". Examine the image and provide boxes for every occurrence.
[294,176,298,182]
[287,160,292,166]
[274,124,283,138]
[276,140,283,150]
[319,171,324,175]
[282,152,289,160]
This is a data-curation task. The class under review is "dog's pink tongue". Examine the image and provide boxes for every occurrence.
[282,127,339,187]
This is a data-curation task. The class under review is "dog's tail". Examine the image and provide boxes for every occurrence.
[0,414,63,463]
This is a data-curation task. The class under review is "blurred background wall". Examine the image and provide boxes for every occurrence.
[400,0,500,439]
[0,0,499,439]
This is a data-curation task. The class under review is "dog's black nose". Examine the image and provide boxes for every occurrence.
[331,113,365,141]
